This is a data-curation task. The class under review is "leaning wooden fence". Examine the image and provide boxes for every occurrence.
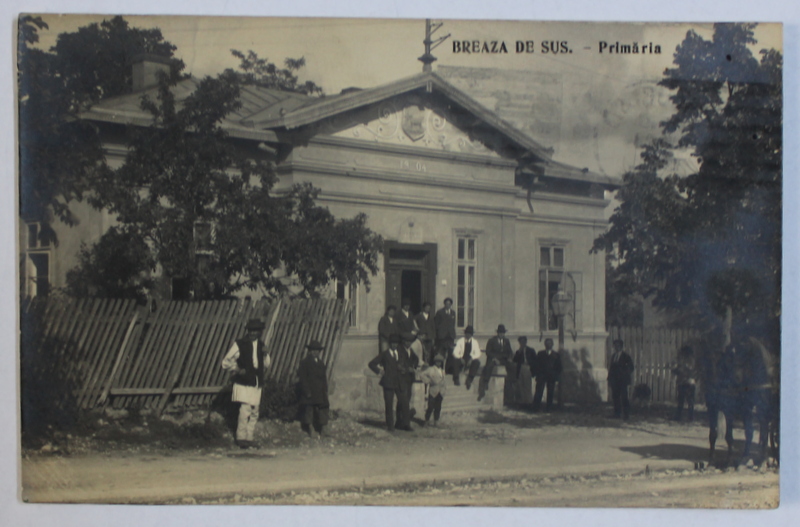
[607,326,700,403]
[21,296,350,413]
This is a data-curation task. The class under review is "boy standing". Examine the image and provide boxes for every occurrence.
[419,354,447,426]
[298,339,330,438]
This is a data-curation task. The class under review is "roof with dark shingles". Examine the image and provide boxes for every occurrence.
[81,72,619,187]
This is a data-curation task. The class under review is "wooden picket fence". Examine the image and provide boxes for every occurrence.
[20,296,350,413]
[607,326,700,403]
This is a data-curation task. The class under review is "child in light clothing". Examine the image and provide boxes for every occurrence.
[419,354,447,426]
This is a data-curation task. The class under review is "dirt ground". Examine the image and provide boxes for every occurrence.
[19,403,779,508]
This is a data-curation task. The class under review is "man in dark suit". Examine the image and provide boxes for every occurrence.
[608,339,634,420]
[478,324,514,401]
[532,338,563,412]
[397,298,418,335]
[415,301,437,364]
[297,339,330,438]
[433,297,457,357]
[377,305,399,353]
[368,334,414,431]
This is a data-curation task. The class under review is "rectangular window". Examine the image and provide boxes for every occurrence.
[27,222,50,249]
[193,222,213,254]
[28,253,50,298]
[456,236,477,328]
[335,280,358,327]
[25,222,53,298]
[539,244,566,331]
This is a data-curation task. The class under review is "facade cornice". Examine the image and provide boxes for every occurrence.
[518,189,612,209]
[308,135,519,168]
[278,159,519,196]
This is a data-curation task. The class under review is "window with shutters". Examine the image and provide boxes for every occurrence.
[334,279,359,327]
[538,243,582,333]
[539,244,566,331]
[456,236,477,329]
[24,222,52,298]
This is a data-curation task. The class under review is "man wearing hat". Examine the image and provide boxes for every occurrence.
[400,332,422,421]
[298,340,330,438]
[368,334,414,432]
[451,325,482,388]
[479,324,514,401]
[221,318,270,448]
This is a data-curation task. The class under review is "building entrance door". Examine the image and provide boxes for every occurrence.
[384,242,437,316]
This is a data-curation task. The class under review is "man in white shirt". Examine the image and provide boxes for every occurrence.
[452,325,482,388]
[221,318,271,448]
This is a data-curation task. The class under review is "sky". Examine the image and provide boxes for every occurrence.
[30,16,782,177]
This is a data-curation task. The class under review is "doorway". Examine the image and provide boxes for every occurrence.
[401,269,423,314]
[384,242,437,317]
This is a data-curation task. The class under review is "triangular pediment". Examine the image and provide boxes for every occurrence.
[252,72,554,163]
[319,94,501,157]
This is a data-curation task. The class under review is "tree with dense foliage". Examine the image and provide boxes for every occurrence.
[17,16,183,230]
[80,66,382,299]
[594,23,781,344]
[48,27,381,299]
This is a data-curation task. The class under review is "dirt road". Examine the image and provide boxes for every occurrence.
[20,407,779,508]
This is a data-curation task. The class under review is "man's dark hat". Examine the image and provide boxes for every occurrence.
[306,339,325,351]
[388,333,402,344]
[464,325,474,335]
[443,297,453,304]
[401,331,417,342]
[496,324,507,333]
[433,353,445,364]
[246,319,265,331]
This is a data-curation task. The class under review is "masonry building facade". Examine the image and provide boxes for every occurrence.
[21,57,618,408]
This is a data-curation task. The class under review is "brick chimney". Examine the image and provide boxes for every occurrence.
[131,54,172,92]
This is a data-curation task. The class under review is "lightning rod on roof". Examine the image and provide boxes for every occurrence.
[418,19,450,72]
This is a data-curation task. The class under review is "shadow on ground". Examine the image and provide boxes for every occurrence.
[477,404,719,432]
[618,442,710,462]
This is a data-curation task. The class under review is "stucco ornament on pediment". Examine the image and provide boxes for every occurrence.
[329,98,499,157]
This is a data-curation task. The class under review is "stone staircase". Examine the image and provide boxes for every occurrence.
[366,367,508,415]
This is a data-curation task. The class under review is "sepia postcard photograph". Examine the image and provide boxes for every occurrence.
[6,2,795,523]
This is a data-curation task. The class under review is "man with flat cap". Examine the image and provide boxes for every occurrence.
[479,324,514,401]
[298,339,330,438]
[368,334,414,432]
[221,318,271,448]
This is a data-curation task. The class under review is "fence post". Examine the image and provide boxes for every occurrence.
[97,311,140,407]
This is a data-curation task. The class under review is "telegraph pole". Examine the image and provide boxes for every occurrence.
[418,19,450,72]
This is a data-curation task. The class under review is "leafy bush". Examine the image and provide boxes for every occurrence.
[260,383,300,421]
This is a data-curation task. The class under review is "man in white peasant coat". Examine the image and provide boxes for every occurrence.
[222,318,271,448]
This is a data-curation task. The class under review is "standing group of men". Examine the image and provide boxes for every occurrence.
[219,311,644,447]
[371,298,571,431]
